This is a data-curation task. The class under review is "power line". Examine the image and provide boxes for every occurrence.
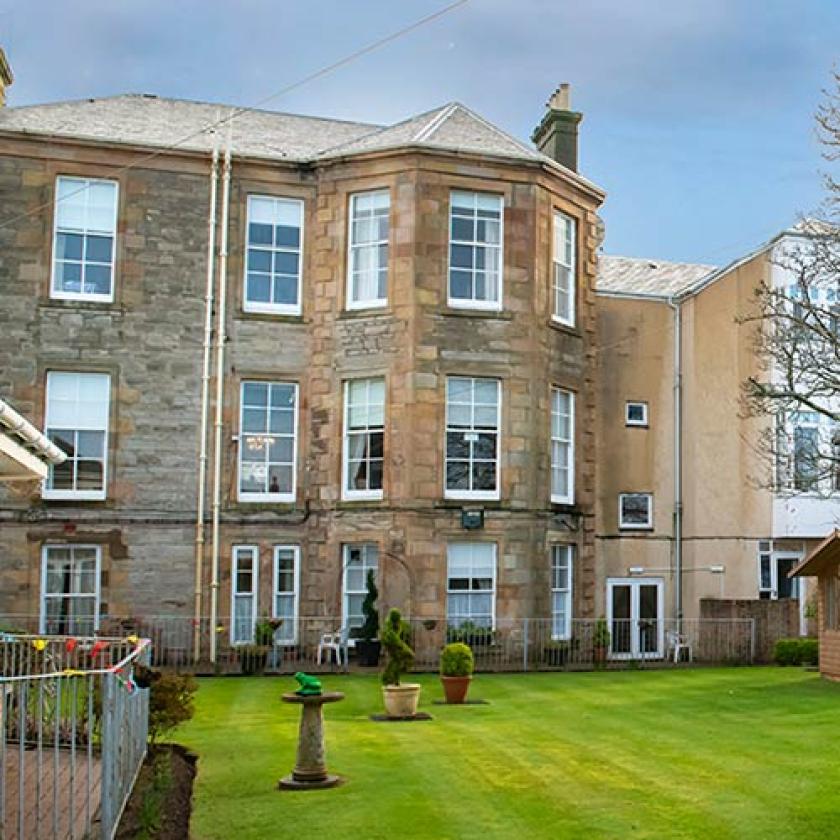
[0,0,469,232]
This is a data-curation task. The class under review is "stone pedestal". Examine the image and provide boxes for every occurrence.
[278,691,345,790]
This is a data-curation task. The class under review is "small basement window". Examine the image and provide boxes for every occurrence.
[625,401,649,427]
[619,493,653,530]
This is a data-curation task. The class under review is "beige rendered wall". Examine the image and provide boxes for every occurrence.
[595,295,676,617]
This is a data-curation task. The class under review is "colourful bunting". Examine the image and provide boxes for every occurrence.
[90,640,109,658]
[31,638,46,651]
[65,638,78,653]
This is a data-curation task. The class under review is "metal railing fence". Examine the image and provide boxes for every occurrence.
[0,614,755,674]
[0,634,151,840]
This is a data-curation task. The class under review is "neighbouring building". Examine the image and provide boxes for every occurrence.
[0,61,606,660]
[595,224,838,657]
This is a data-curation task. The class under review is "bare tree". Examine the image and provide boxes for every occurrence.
[741,71,840,496]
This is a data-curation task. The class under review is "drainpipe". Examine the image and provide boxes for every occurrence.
[193,131,220,663]
[209,119,233,665]
[668,297,683,624]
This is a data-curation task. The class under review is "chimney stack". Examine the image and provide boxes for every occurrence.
[531,83,583,172]
[0,47,13,107]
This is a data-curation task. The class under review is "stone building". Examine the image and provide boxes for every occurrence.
[0,70,605,657]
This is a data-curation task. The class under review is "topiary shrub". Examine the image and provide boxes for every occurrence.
[774,637,819,667]
[381,608,414,686]
[440,642,474,677]
[360,570,380,642]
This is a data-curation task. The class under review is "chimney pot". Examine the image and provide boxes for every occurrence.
[0,47,13,107]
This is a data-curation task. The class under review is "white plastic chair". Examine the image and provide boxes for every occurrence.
[666,630,692,664]
[317,627,348,666]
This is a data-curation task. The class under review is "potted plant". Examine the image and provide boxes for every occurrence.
[439,642,474,704]
[446,621,494,648]
[543,638,576,668]
[593,617,610,668]
[381,608,420,718]
[355,570,381,667]
[239,617,282,675]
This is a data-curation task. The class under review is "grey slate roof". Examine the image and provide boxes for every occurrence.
[0,94,380,161]
[0,93,550,166]
[597,255,715,298]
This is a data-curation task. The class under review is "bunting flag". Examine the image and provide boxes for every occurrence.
[126,634,140,646]
[65,638,78,653]
[31,638,47,651]
[90,640,109,658]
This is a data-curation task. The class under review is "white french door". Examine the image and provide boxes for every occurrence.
[606,578,664,659]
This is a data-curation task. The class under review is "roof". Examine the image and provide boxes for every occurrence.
[789,530,840,578]
[0,94,588,179]
[596,255,715,299]
[0,94,380,161]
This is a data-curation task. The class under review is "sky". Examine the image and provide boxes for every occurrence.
[1,0,838,266]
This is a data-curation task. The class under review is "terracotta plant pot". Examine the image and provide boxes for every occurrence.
[440,675,472,704]
[382,683,421,718]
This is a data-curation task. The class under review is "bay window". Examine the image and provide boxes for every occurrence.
[551,387,574,504]
[551,545,573,640]
[343,378,385,499]
[448,191,503,309]
[445,376,500,499]
[446,543,496,629]
[552,211,575,326]
[347,190,389,308]
[273,545,299,645]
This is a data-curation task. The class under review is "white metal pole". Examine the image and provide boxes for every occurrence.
[210,118,233,664]
[193,130,220,664]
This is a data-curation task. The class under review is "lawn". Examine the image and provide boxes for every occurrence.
[177,668,840,840]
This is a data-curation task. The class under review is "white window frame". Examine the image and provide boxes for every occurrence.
[551,211,576,327]
[50,176,119,303]
[447,190,504,311]
[342,378,385,501]
[341,543,379,634]
[446,542,497,630]
[444,376,501,501]
[625,401,649,428]
[230,545,259,646]
[40,544,101,635]
[346,190,390,310]
[243,195,304,316]
[237,381,298,503]
[43,371,111,501]
[551,544,573,640]
[757,541,802,601]
[272,544,300,646]
[550,387,575,505]
[618,493,653,530]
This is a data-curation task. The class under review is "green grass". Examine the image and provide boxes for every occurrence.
[177,668,840,839]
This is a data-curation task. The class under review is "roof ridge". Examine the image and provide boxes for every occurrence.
[3,92,384,130]
[412,102,458,142]
[313,103,452,158]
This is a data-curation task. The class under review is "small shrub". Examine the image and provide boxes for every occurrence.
[774,637,819,667]
[446,621,494,647]
[148,672,197,743]
[440,642,474,677]
[381,608,414,686]
[254,617,282,646]
[593,617,610,648]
